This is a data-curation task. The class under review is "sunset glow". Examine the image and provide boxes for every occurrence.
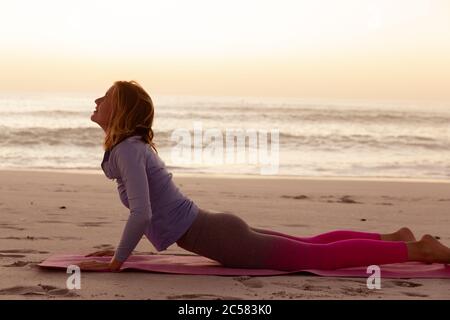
[1,0,449,99]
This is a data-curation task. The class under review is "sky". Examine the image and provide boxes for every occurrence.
[0,0,449,100]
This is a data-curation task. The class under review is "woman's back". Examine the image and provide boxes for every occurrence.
[101,135,199,259]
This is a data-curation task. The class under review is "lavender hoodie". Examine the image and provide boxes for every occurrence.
[101,135,199,262]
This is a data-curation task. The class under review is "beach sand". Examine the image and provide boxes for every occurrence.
[0,169,449,300]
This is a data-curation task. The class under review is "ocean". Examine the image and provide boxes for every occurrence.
[1,92,449,180]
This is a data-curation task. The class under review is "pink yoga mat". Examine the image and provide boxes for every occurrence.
[38,254,450,279]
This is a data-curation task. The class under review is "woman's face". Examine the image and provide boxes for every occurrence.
[91,86,114,132]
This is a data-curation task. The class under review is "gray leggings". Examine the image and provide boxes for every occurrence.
[177,210,409,271]
[175,208,408,271]
[176,208,272,268]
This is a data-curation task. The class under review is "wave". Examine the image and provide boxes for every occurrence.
[0,127,103,147]
[0,126,182,147]
[278,133,449,151]
[2,107,450,126]
[0,125,448,152]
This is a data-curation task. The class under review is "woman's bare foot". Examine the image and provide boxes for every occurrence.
[407,234,450,264]
[381,227,416,242]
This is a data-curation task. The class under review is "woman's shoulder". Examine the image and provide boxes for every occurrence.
[110,136,153,162]
[102,136,156,179]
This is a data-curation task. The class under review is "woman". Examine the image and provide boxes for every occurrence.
[80,80,450,272]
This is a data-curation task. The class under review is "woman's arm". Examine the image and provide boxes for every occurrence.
[116,178,130,208]
[111,143,153,263]
[78,143,152,271]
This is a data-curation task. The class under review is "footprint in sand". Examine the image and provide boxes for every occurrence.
[401,292,429,298]
[77,222,109,227]
[0,284,78,297]
[0,249,49,254]
[272,281,322,292]
[281,195,309,200]
[0,254,26,258]
[3,261,31,267]
[322,195,362,204]
[54,188,78,193]
[93,244,114,249]
[271,290,288,298]
[301,284,333,291]
[270,290,302,299]
[0,236,51,240]
[233,276,264,288]
[55,236,83,240]
[37,220,68,224]
[340,286,375,297]
[167,293,243,300]
[392,280,423,288]
[338,196,361,204]
[0,223,26,231]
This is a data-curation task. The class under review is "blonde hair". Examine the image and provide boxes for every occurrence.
[103,80,157,153]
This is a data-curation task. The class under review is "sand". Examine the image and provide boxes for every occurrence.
[0,169,449,300]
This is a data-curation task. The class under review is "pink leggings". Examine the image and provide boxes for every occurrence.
[176,209,409,271]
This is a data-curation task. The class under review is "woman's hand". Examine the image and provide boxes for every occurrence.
[77,260,111,271]
[79,249,124,272]
[77,258,123,272]
[85,249,115,257]
[109,257,124,272]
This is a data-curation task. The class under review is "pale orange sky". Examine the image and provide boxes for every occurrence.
[1,0,449,100]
